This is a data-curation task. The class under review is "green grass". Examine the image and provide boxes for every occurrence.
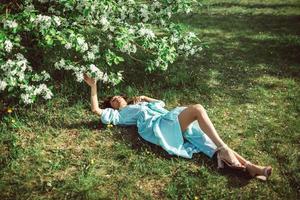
[1,0,300,199]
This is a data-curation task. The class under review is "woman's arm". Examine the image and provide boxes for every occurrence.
[84,74,103,116]
[90,85,102,115]
[142,96,159,102]
[132,95,159,103]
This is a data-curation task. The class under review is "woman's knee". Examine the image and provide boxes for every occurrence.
[191,104,206,115]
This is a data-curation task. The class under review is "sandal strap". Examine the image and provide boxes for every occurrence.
[217,145,243,168]
[216,144,229,151]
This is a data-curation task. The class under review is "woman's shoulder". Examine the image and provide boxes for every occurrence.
[101,107,120,116]
[101,108,120,125]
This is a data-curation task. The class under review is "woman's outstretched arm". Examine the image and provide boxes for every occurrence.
[132,95,159,104]
[84,74,102,116]
[142,96,159,102]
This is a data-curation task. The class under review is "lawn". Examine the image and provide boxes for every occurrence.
[1,0,300,199]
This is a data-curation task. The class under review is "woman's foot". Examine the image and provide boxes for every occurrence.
[244,161,272,181]
[217,145,244,169]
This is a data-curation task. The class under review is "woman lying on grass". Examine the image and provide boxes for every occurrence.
[84,74,272,181]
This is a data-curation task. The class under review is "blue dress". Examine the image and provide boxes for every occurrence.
[101,100,217,158]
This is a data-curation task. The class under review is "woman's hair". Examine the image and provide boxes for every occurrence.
[101,95,133,109]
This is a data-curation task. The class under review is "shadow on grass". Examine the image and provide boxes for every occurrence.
[64,119,103,130]
[179,13,300,74]
[114,127,255,187]
[63,115,254,183]
[65,120,254,186]
[207,2,300,9]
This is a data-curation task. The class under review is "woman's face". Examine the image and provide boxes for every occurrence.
[110,96,127,109]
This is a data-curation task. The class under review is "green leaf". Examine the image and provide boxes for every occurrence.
[50,28,56,35]
[8,87,14,92]
[45,35,53,45]
[83,8,90,16]
[0,32,6,41]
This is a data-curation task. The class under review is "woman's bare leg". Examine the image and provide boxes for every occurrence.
[178,104,241,165]
[232,150,272,176]
[178,104,226,147]
[177,104,271,176]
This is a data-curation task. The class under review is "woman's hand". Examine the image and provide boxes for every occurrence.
[132,95,145,104]
[84,74,97,87]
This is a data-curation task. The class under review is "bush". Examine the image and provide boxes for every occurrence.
[0,0,202,104]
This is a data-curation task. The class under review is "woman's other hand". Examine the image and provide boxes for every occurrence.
[132,96,145,104]
[84,74,97,87]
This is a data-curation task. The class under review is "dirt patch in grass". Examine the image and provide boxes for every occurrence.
[52,166,78,181]
[43,129,81,150]
[136,178,169,198]
[16,130,37,148]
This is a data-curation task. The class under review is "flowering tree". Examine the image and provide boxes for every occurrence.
[0,0,202,104]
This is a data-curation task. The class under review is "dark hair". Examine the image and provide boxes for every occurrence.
[101,95,133,109]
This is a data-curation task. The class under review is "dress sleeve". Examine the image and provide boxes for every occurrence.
[149,100,165,108]
[100,108,120,125]
[147,100,168,114]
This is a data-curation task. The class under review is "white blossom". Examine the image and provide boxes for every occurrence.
[87,52,95,61]
[91,45,99,54]
[185,8,192,14]
[25,5,35,12]
[89,64,98,73]
[100,16,109,26]
[109,26,115,32]
[170,35,180,44]
[81,43,88,52]
[35,14,52,29]
[139,27,155,39]
[77,37,85,46]
[21,93,33,104]
[100,16,110,31]
[41,71,51,80]
[33,87,42,95]
[4,20,18,29]
[153,1,162,9]
[102,73,109,83]
[117,71,123,81]
[75,71,84,82]
[65,43,72,49]
[4,40,13,53]
[111,71,123,86]
[16,59,28,70]
[0,80,7,91]
[188,32,196,38]
[16,53,25,60]
[128,28,135,35]
[140,5,150,22]
[190,48,196,55]
[43,90,53,100]
[167,12,172,18]
[17,71,25,81]
[38,0,49,3]
[54,58,66,69]
[53,16,61,26]
[88,64,108,81]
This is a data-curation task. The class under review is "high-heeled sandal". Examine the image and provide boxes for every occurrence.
[244,161,272,181]
[216,145,245,170]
